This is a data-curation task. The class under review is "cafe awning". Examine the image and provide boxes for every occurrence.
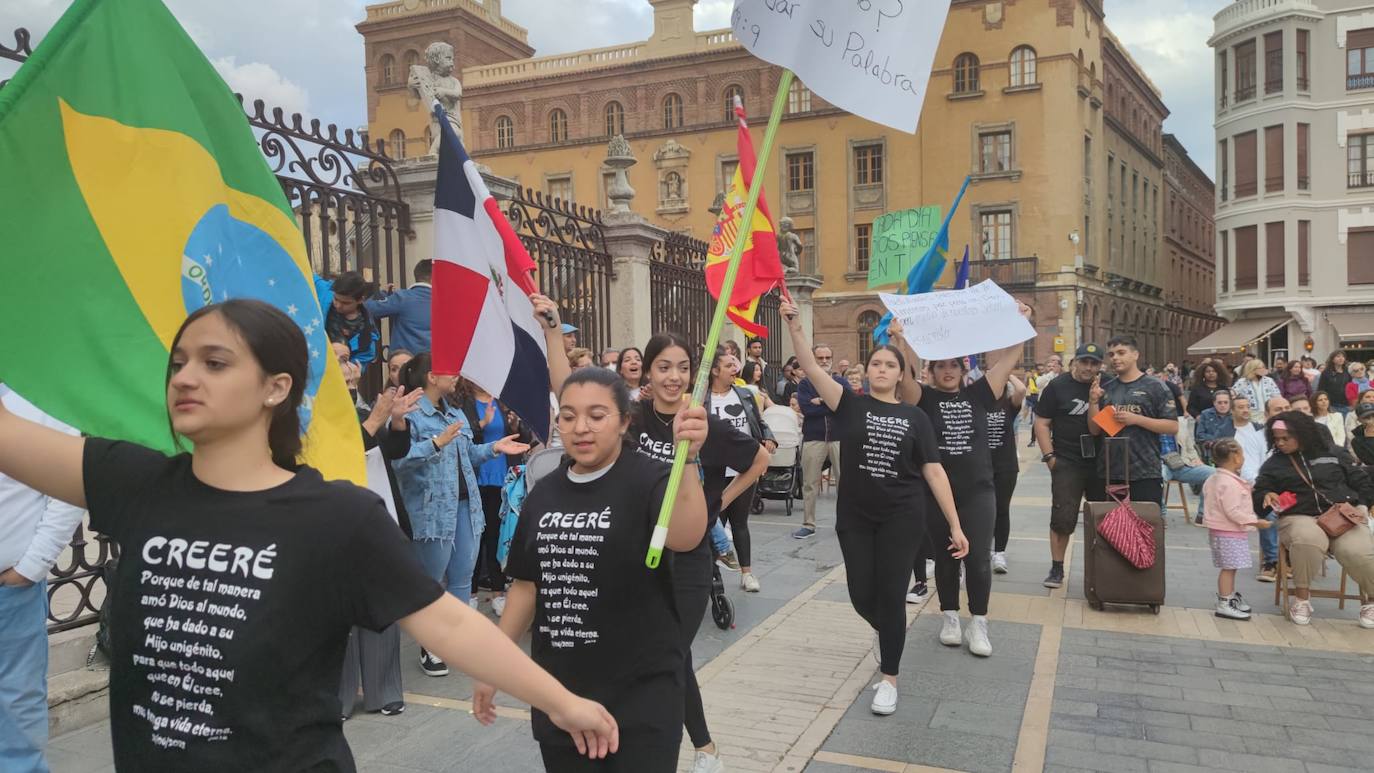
[1186,317,1288,355]
[1328,311,1374,342]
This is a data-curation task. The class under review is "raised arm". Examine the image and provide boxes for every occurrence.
[781,300,843,411]
[531,294,571,395]
[1006,373,1028,410]
[886,316,923,405]
[0,397,87,509]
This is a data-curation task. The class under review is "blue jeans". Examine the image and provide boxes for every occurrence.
[1259,520,1280,565]
[1162,463,1215,517]
[710,518,731,556]
[0,580,49,773]
[414,527,480,603]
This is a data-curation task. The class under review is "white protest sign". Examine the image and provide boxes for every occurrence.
[730,0,951,133]
[880,280,1034,361]
[364,447,400,525]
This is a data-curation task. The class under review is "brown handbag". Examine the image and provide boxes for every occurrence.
[1288,455,1369,539]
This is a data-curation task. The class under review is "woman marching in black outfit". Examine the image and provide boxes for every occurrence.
[0,300,616,773]
[780,300,967,716]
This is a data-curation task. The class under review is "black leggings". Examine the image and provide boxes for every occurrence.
[926,484,996,616]
[472,485,507,592]
[539,742,678,772]
[674,551,712,749]
[718,484,755,567]
[837,512,925,676]
[993,468,1018,553]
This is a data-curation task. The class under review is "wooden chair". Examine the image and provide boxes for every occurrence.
[1162,479,1192,522]
[1274,545,1366,617]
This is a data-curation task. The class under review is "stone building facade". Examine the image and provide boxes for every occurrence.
[358,0,1221,367]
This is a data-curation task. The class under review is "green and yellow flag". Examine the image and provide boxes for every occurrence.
[0,0,365,482]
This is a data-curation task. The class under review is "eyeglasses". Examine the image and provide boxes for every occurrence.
[556,411,621,432]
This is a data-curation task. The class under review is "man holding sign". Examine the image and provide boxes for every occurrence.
[1087,336,1179,504]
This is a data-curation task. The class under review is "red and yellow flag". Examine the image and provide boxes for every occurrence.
[706,97,785,338]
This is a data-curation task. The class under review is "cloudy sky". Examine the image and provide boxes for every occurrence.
[3,0,1227,175]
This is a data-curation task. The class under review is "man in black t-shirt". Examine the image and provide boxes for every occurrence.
[1034,344,1104,588]
[1089,335,1179,503]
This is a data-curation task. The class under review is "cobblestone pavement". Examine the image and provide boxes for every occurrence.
[48,430,1372,772]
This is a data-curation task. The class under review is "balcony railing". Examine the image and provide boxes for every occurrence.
[967,257,1038,289]
[1348,72,1374,91]
[1265,175,1284,192]
[1235,180,1258,197]
[1298,175,1309,190]
[1298,75,1309,91]
[1349,171,1374,189]
[1235,84,1256,101]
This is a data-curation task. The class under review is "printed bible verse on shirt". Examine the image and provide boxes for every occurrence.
[880,280,1035,361]
[133,536,275,750]
[936,399,975,456]
[860,410,909,478]
[534,508,609,649]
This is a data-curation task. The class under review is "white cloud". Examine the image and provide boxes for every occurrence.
[212,56,310,118]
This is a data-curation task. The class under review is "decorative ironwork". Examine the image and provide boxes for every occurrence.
[649,232,785,355]
[505,186,612,355]
[0,27,33,91]
[46,525,119,634]
[967,257,1039,289]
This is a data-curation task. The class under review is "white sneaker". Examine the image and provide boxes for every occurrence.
[1215,595,1251,620]
[992,552,1009,574]
[691,750,726,773]
[1231,591,1252,613]
[939,611,962,646]
[491,595,507,617]
[1289,598,1313,626]
[870,681,898,716]
[468,596,480,610]
[741,573,760,593]
[1360,603,1374,630]
[966,616,992,657]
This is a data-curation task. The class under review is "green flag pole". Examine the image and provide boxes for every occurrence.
[646,69,795,569]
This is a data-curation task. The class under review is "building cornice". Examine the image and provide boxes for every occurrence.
[1209,0,1323,48]
[1105,112,1164,168]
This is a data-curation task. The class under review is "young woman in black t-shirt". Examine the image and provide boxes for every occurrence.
[899,300,1033,660]
[781,301,967,717]
[988,374,1027,574]
[0,300,617,772]
[473,367,710,772]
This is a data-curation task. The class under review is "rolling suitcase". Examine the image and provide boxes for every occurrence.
[1081,437,1166,613]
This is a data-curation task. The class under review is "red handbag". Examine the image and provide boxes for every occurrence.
[1097,441,1158,570]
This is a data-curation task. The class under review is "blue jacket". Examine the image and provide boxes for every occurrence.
[314,275,379,369]
[797,375,849,442]
[391,394,499,541]
[365,283,431,357]
[1194,407,1236,447]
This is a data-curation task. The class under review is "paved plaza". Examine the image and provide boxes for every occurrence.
[48,431,1373,773]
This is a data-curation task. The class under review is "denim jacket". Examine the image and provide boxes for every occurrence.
[391,394,498,541]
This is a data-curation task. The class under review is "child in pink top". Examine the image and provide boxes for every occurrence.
[1201,439,1273,620]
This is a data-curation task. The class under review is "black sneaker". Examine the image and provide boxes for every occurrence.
[380,701,405,716]
[419,648,449,677]
[905,581,930,604]
[1042,566,1065,589]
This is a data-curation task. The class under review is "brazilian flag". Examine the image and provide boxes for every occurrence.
[0,0,365,483]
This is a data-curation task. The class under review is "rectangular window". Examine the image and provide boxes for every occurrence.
[1348,29,1374,90]
[798,228,816,274]
[545,175,572,203]
[1235,40,1257,101]
[1265,31,1283,94]
[855,223,872,272]
[1349,134,1374,188]
[1349,228,1374,284]
[979,130,1012,174]
[1297,123,1309,190]
[1219,51,1229,107]
[1266,221,1285,288]
[1265,125,1284,193]
[1083,136,1092,192]
[1234,130,1257,197]
[721,159,739,189]
[1219,139,1229,201]
[1235,225,1258,290]
[1298,220,1310,286]
[854,144,884,185]
[1297,29,1309,90]
[786,151,814,192]
[980,210,1013,261]
[1221,230,1230,291]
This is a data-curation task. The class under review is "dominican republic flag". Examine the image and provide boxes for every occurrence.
[430,104,550,442]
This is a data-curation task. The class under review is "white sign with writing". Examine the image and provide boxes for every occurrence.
[880,280,1034,360]
[730,0,951,133]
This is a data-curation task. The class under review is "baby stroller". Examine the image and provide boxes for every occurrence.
[755,405,803,515]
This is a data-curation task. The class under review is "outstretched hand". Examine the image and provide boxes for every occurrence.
[492,434,531,456]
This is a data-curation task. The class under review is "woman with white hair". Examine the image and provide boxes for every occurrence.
[1230,359,1281,414]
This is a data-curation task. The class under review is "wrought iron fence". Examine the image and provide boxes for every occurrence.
[0,27,31,90]
[650,232,713,352]
[46,525,119,634]
[506,187,612,356]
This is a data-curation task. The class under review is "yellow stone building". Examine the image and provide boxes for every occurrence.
[358,0,1221,366]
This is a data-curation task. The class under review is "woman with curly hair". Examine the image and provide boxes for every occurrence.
[1186,360,1232,419]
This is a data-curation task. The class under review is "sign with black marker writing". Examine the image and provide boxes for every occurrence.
[867,205,941,288]
[880,280,1034,360]
[730,0,951,133]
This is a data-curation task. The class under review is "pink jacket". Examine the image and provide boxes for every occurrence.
[1202,468,1260,532]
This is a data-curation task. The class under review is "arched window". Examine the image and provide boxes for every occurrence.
[723,85,744,122]
[388,129,406,160]
[663,93,684,129]
[1010,46,1037,87]
[549,108,568,142]
[380,54,395,85]
[403,50,420,76]
[495,116,514,149]
[857,311,882,365]
[954,53,980,94]
[604,101,624,137]
[788,79,812,113]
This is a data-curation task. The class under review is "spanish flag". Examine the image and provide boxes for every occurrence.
[0,0,365,483]
[706,96,785,338]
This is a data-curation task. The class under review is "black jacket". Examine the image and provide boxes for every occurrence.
[1318,369,1353,408]
[1253,450,1374,517]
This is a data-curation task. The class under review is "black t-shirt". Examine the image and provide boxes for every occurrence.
[505,451,683,747]
[1098,374,1177,482]
[1035,373,1095,465]
[833,390,941,525]
[986,397,1019,474]
[918,377,998,490]
[82,439,442,773]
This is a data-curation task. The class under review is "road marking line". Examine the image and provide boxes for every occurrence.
[402,691,531,721]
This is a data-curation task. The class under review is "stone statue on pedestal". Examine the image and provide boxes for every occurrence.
[778,216,802,276]
[409,41,462,154]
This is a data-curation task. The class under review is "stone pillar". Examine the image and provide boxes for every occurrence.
[393,158,519,286]
[782,275,824,363]
[602,211,664,348]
